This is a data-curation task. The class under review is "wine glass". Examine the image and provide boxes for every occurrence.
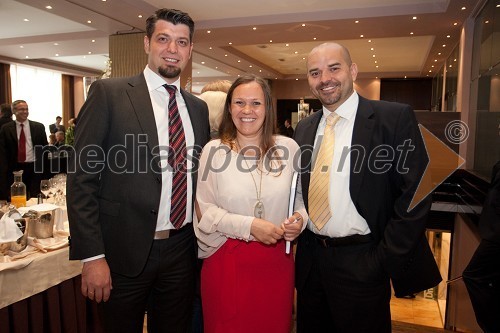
[40,180,51,203]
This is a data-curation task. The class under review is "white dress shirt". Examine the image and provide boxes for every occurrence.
[307,91,371,237]
[144,66,195,231]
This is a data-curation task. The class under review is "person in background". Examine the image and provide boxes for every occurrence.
[0,103,13,129]
[283,118,294,137]
[49,116,65,134]
[200,79,232,94]
[293,42,441,332]
[48,133,56,145]
[0,100,48,200]
[198,80,232,139]
[463,160,500,333]
[67,8,210,332]
[65,117,76,146]
[195,74,307,333]
[54,130,65,147]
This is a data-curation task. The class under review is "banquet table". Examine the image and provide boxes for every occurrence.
[0,203,103,332]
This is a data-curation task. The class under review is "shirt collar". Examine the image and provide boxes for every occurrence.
[143,66,181,92]
[15,119,29,127]
[321,91,359,121]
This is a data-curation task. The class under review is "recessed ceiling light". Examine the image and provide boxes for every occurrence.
[138,15,142,18]
[55,54,59,57]
[371,48,374,51]
[45,6,52,9]
[302,57,306,60]
[237,60,241,63]
[429,70,432,72]
[375,61,377,64]
[259,70,262,72]
[434,59,438,62]
[449,64,452,67]
[442,44,446,47]
[25,56,29,59]
[295,78,299,81]
[19,45,24,48]
[431,65,435,68]
[54,43,59,46]
[253,27,257,30]
[497,4,500,7]
[201,61,205,65]
[485,20,489,24]
[372,54,376,57]
[412,16,417,20]
[87,20,92,24]
[228,42,232,45]
[461,7,466,10]
[368,40,372,43]
[270,40,273,43]
[447,35,451,38]
[249,65,253,68]
[376,65,379,68]
[410,32,414,35]
[438,52,442,55]
[301,24,306,27]
[286,44,289,47]
[209,47,212,50]
[360,34,364,38]
[224,54,228,57]
[313,37,317,40]
[355,20,359,23]
[88,51,92,54]
[92,40,95,43]
[23,18,29,22]
[294,51,298,54]
[207,30,211,34]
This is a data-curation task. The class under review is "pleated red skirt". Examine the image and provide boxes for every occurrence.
[201,239,294,333]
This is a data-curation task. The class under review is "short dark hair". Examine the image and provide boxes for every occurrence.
[0,103,12,118]
[12,100,27,110]
[146,8,195,43]
[56,116,62,120]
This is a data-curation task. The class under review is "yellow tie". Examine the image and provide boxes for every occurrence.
[309,113,341,230]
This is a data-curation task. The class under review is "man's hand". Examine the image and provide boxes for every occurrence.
[81,258,112,303]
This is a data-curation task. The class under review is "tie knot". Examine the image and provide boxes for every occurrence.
[20,123,24,127]
[164,84,177,98]
[326,113,340,127]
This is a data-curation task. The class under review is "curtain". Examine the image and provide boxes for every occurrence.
[62,74,75,127]
[0,63,12,104]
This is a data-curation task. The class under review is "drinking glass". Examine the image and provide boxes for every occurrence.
[40,180,51,203]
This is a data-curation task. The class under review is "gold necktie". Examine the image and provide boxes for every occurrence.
[309,113,341,230]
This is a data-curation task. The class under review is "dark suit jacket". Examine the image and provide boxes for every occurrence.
[49,123,66,134]
[479,160,500,242]
[0,120,48,199]
[67,73,210,277]
[294,95,441,297]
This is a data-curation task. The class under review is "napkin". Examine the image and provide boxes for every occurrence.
[0,212,24,243]
[28,230,69,253]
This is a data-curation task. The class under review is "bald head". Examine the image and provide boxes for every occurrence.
[308,43,352,68]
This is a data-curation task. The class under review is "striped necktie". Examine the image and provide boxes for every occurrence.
[308,113,341,230]
[165,84,187,229]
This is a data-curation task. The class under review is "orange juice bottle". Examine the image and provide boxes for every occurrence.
[11,170,27,208]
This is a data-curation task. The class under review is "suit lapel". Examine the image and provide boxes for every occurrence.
[126,74,159,155]
[350,96,375,203]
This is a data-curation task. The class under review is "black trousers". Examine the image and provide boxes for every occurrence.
[296,229,391,333]
[98,226,197,333]
[463,239,500,333]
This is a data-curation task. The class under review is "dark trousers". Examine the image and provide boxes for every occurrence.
[98,226,196,333]
[463,239,500,333]
[296,229,391,333]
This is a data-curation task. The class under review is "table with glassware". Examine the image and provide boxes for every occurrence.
[0,181,103,332]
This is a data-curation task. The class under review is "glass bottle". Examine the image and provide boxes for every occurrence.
[11,170,27,208]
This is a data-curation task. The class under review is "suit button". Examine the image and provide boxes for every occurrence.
[150,210,157,215]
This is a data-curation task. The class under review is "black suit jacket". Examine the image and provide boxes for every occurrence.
[294,95,441,297]
[0,120,48,199]
[67,73,210,277]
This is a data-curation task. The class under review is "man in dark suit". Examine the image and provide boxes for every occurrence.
[67,8,210,332]
[293,42,441,332]
[0,100,48,200]
[463,160,500,333]
[49,116,65,134]
[0,103,13,129]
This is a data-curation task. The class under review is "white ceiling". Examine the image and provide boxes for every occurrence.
[0,0,482,93]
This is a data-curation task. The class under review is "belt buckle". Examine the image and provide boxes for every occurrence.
[154,230,170,240]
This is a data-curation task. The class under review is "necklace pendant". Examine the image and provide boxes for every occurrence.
[254,200,265,219]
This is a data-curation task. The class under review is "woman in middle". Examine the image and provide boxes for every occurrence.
[195,74,307,333]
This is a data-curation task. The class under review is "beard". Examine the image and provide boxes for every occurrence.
[158,65,181,79]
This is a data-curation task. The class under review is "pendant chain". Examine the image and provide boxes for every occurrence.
[236,139,263,204]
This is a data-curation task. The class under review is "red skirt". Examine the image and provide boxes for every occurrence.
[201,239,294,333]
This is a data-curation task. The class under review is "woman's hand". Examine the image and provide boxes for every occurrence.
[250,218,284,245]
[281,213,303,242]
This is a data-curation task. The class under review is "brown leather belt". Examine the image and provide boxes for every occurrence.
[154,225,189,240]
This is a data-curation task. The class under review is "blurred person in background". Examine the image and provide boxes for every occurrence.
[198,80,231,139]
[0,103,13,129]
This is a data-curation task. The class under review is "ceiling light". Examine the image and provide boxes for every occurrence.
[87,20,92,24]
[55,54,59,57]
[449,64,452,67]
[45,6,52,9]
[270,40,273,43]
[259,70,262,73]
[368,40,372,43]
[23,18,29,22]
[138,15,143,18]
[447,35,451,38]
[404,76,407,79]
[25,56,29,58]
[92,40,95,43]
[54,43,59,46]
[209,47,212,50]
[442,44,446,47]
[228,42,232,45]
[295,78,299,81]
[313,37,317,40]
[253,27,257,30]
[237,60,241,63]
[286,44,289,47]
[438,52,442,55]
[355,20,359,23]
[410,32,414,35]
[302,57,306,60]
[294,51,298,54]
[88,51,92,54]
[224,54,228,57]
[372,55,376,57]
[19,46,24,48]
[454,22,458,26]
[454,58,457,62]
[375,61,377,63]
[434,59,437,62]
[485,20,489,24]
[360,34,364,38]
[301,24,306,27]
[429,70,432,72]
[412,16,417,20]
[249,65,253,68]
[201,61,205,64]
[207,30,211,34]
[461,6,466,10]
[497,4,500,7]
[431,65,435,68]
[376,65,379,68]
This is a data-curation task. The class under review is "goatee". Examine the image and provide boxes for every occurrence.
[159,66,181,79]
